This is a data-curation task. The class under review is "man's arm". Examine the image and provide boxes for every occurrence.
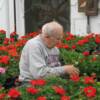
[29,45,65,79]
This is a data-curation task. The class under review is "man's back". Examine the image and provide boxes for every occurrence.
[19,35,62,81]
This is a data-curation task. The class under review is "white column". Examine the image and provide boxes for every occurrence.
[7,0,15,37]
[0,0,15,38]
[15,0,25,37]
[0,0,7,30]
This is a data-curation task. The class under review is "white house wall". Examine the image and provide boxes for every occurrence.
[71,0,100,36]
[0,0,100,37]
[0,0,25,38]
[71,0,88,36]
[90,10,100,33]
[0,0,8,31]
[15,0,25,37]
[0,0,14,38]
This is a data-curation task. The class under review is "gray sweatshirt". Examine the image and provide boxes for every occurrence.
[19,35,65,81]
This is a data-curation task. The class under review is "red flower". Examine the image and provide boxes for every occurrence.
[95,37,100,44]
[7,44,16,50]
[84,86,96,97]
[56,42,63,48]
[8,49,18,57]
[82,51,90,56]
[36,79,46,86]
[77,40,85,46]
[65,37,72,41]
[63,44,69,49]
[30,79,46,86]
[0,93,6,100]
[30,80,37,86]
[16,39,27,47]
[52,86,66,95]
[3,38,9,45]
[10,38,14,42]
[92,57,97,61]
[61,96,70,100]
[8,88,21,98]
[1,55,9,64]
[37,96,47,100]
[82,38,89,43]
[26,87,38,95]
[10,32,16,37]
[0,46,7,51]
[84,76,94,84]
[86,33,94,38]
[70,75,80,82]
[71,45,76,49]
[0,29,6,34]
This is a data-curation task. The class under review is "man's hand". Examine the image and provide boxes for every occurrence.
[64,65,80,76]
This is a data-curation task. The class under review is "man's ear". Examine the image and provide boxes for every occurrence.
[45,34,50,38]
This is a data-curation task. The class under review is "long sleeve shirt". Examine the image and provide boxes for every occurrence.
[19,35,65,82]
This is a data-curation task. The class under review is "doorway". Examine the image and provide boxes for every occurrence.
[24,0,70,34]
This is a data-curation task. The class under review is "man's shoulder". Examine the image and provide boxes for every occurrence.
[26,35,43,48]
[27,35,40,45]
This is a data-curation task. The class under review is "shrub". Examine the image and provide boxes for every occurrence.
[1,76,100,100]
[0,29,6,44]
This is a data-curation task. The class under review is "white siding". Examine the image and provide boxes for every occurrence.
[15,0,25,37]
[0,0,100,37]
[71,0,100,35]
[0,0,14,37]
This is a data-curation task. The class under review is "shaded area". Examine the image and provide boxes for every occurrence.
[24,0,70,34]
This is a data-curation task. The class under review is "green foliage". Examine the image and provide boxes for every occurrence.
[0,31,6,44]
[17,76,100,100]
[0,73,6,85]
[76,38,97,53]
[60,48,100,79]
[76,55,100,78]
[60,49,84,65]
[6,57,19,79]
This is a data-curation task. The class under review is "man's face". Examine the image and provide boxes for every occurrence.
[47,33,63,48]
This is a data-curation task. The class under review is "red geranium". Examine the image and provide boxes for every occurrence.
[8,88,21,98]
[61,96,70,100]
[70,75,80,82]
[26,87,39,95]
[63,44,69,49]
[52,86,66,95]
[36,79,46,86]
[82,51,90,56]
[0,93,6,100]
[30,79,46,86]
[84,86,96,97]
[37,96,47,100]
[0,55,9,64]
[0,29,6,34]
[84,76,94,84]
[71,45,76,49]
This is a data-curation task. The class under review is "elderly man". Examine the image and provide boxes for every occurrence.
[19,21,79,82]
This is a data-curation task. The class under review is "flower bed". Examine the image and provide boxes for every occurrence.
[0,30,100,99]
[58,32,100,79]
[0,76,100,100]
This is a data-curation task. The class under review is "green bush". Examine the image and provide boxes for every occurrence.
[0,30,6,44]
[5,76,100,100]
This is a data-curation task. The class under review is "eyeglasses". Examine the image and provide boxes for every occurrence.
[50,35,63,41]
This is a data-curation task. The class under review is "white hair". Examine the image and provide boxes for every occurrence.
[41,21,63,37]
